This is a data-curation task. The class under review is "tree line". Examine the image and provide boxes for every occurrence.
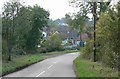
[67,0,119,71]
[82,1,119,70]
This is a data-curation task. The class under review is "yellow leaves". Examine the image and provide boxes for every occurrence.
[96,12,114,42]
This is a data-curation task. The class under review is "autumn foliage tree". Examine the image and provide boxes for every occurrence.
[96,4,119,68]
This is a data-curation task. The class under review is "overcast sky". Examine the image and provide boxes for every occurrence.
[24,0,78,20]
[0,0,118,20]
[0,0,77,20]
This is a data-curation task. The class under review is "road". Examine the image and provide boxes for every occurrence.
[4,52,79,77]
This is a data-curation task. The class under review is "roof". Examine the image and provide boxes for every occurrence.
[76,33,89,41]
[42,25,78,39]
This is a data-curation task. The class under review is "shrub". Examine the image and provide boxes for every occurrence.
[41,33,64,52]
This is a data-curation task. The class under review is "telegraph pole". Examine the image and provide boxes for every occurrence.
[93,2,97,62]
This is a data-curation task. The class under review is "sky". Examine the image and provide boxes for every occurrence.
[0,0,77,20]
[24,0,77,20]
[0,0,119,20]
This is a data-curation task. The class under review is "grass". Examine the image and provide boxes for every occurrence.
[2,53,43,76]
[74,57,118,77]
[2,50,77,76]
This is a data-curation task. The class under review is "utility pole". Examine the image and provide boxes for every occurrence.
[93,2,97,62]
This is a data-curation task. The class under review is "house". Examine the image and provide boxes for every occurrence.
[76,33,89,41]
[75,33,89,46]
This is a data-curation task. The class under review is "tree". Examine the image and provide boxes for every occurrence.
[2,0,22,61]
[69,0,112,62]
[96,3,119,68]
[65,14,73,27]
[25,5,49,53]
[41,33,63,52]
[14,6,33,53]
[65,4,88,41]
[2,1,49,61]
[99,2,111,13]
[69,0,111,20]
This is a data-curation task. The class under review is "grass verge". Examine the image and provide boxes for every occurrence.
[2,50,77,76]
[74,57,118,77]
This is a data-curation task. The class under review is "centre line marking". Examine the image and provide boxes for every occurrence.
[48,65,53,69]
[54,60,59,64]
[53,62,57,64]
[36,71,45,77]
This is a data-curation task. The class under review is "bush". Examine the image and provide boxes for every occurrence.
[37,47,47,53]
[81,39,93,60]
[40,33,64,52]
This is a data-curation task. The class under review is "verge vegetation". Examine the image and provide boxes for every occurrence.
[74,57,118,77]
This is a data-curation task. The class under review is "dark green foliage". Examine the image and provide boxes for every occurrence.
[25,5,49,53]
[99,2,110,13]
[2,0,23,61]
[2,1,49,60]
[26,28,41,53]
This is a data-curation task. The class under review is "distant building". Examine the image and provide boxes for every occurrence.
[75,33,89,46]
[76,33,89,41]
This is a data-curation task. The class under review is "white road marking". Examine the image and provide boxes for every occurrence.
[47,65,53,69]
[53,62,57,64]
[53,60,60,64]
[36,71,45,77]
[69,53,77,55]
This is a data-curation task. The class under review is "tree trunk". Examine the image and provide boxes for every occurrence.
[7,39,12,61]
[8,47,11,61]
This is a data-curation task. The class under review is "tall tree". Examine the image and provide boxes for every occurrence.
[14,6,33,53]
[2,0,22,61]
[65,2,88,41]
[26,5,49,53]
[69,0,111,60]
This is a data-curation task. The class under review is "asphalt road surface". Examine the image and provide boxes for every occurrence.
[4,52,79,77]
